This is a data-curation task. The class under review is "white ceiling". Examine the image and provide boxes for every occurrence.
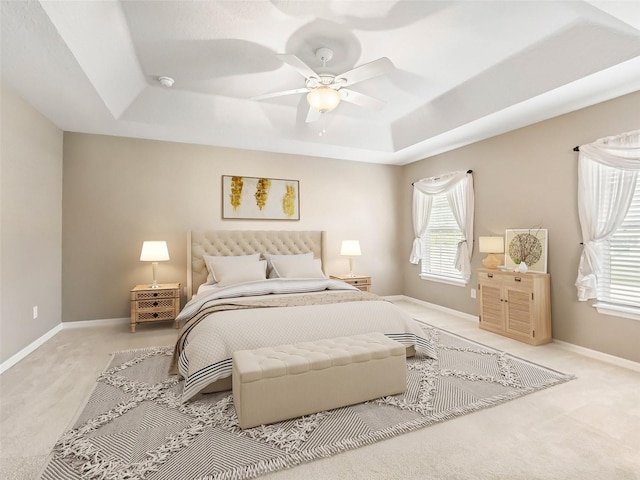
[2,1,639,165]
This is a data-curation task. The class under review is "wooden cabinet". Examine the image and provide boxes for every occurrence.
[330,274,372,292]
[477,269,551,345]
[130,283,181,333]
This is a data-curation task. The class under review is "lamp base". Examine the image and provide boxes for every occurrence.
[150,262,161,288]
[482,253,501,269]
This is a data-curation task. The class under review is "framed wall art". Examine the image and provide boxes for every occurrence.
[222,175,300,220]
[504,228,548,273]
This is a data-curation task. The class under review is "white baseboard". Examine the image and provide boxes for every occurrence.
[63,317,129,329]
[386,295,478,323]
[0,317,129,374]
[552,339,640,372]
[387,295,640,371]
[0,323,63,374]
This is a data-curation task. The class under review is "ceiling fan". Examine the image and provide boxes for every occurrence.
[252,47,394,123]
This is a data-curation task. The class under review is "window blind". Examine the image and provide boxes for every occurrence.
[421,194,464,279]
[600,175,640,308]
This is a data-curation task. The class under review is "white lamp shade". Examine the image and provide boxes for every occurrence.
[479,236,504,254]
[140,241,170,261]
[340,240,362,256]
[307,86,341,112]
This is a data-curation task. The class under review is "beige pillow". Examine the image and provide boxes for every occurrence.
[214,260,267,287]
[263,252,313,278]
[203,254,260,284]
[270,257,326,279]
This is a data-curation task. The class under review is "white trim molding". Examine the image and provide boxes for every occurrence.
[388,295,640,372]
[386,295,478,322]
[63,317,129,329]
[593,303,640,322]
[0,323,63,374]
[0,318,129,374]
[553,339,640,373]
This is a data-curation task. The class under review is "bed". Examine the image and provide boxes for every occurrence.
[171,230,437,402]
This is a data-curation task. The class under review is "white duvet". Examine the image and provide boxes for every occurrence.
[172,278,436,402]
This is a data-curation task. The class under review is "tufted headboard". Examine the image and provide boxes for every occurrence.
[187,230,326,299]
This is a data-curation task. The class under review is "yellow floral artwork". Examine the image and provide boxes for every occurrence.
[254,178,271,211]
[229,176,243,211]
[282,184,296,217]
[222,175,299,220]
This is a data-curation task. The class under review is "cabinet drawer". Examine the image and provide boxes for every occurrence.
[478,271,501,282]
[131,289,178,301]
[135,298,177,311]
[479,271,533,289]
[503,274,533,289]
[133,309,177,323]
[348,278,371,287]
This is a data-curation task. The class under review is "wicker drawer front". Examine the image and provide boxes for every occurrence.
[132,289,177,301]
[135,309,176,322]
[136,298,177,310]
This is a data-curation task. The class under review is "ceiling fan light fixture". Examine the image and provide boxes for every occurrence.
[307,86,341,113]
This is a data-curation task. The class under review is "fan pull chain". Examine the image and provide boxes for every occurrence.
[318,112,328,137]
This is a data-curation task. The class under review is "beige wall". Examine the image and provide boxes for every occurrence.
[62,133,402,322]
[1,80,63,363]
[402,91,640,363]
[2,82,638,366]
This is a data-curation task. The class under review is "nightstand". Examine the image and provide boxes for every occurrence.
[330,274,372,292]
[130,283,181,333]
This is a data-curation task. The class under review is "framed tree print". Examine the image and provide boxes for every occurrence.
[504,228,548,273]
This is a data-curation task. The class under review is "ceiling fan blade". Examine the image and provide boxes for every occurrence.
[336,57,395,86]
[276,54,320,81]
[251,87,309,101]
[305,106,322,123]
[340,89,385,110]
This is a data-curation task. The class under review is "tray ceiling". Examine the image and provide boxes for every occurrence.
[1,0,639,165]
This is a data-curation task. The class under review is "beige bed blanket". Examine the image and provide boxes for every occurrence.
[171,278,436,402]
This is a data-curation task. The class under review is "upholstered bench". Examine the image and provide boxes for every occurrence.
[232,332,407,429]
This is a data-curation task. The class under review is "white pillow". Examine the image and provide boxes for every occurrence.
[203,254,260,284]
[263,252,313,278]
[270,257,326,279]
[213,260,267,287]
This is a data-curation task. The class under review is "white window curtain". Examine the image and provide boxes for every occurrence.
[575,130,640,301]
[409,170,474,280]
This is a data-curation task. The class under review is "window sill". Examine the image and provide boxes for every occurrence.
[593,303,640,322]
[419,274,468,287]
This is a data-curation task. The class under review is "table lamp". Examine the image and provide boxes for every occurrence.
[340,240,361,277]
[140,241,170,288]
[479,236,504,270]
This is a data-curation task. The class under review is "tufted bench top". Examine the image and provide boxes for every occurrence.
[234,332,405,383]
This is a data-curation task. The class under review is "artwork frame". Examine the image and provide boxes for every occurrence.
[222,175,300,220]
[504,228,548,273]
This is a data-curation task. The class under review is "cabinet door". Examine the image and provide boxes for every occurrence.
[504,286,532,339]
[479,282,504,330]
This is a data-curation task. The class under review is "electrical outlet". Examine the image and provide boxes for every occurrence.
[33,306,38,319]
[470,289,476,299]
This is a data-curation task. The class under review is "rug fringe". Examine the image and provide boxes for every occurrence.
[43,329,575,480]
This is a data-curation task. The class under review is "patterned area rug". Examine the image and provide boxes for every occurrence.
[40,324,573,480]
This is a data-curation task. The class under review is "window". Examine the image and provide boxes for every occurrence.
[410,170,474,286]
[420,194,465,283]
[598,175,640,311]
[575,129,640,321]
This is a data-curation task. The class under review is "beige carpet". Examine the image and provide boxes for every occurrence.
[39,324,573,480]
[2,299,639,479]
